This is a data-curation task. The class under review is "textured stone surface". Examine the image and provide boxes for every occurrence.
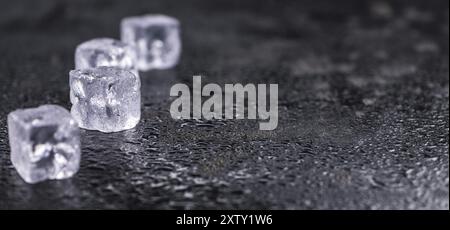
[70,67,141,133]
[121,14,181,70]
[7,105,80,184]
[75,38,138,77]
[0,0,448,209]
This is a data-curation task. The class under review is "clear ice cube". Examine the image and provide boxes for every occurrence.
[121,14,181,71]
[69,66,141,133]
[7,105,81,184]
[75,38,139,76]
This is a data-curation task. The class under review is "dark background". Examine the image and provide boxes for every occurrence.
[0,0,448,209]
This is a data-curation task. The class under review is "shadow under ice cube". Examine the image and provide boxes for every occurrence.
[7,105,81,184]
[70,66,141,133]
[75,38,138,76]
[121,14,181,71]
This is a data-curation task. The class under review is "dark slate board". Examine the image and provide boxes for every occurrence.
[0,0,448,209]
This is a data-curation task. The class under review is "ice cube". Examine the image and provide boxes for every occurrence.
[7,105,81,184]
[121,14,181,70]
[75,38,139,76]
[69,66,141,132]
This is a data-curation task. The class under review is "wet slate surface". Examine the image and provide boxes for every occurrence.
[0,0,448,209]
